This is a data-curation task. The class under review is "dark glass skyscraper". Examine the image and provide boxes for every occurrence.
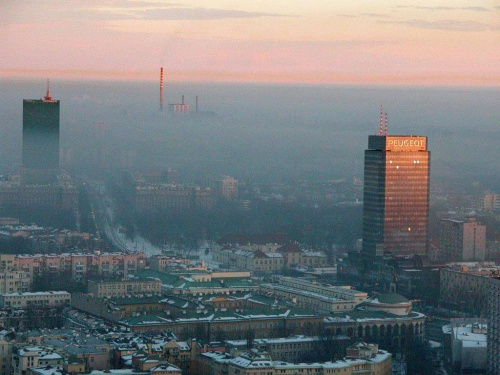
[362,135,430,257]
[22,97,60,170]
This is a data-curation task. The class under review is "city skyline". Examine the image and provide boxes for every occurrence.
[1,0,499,86]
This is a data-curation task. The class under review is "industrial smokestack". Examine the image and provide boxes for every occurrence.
[181,95,185,105]
[159,67,164,112]
[195,95,198,112]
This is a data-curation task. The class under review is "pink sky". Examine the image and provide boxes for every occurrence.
[1,1,499,86]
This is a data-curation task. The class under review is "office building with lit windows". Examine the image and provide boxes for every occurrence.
[362,135,430,257]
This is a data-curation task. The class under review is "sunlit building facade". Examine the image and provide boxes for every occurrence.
[362,135,430,257]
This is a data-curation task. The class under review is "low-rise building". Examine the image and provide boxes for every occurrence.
[108,296,168,317]
[324,309,426,348]
[363,293,412,316]
[196,343,392,375]
[443,320,487,373]
[260,277,367,314]
[119,308,324,338]
[225,335,350,363]
[135,270,257,297]
[213,242,328,274]
[88,279,162,299]
[149,256,190,273]
[0,292,70,309]
[12,346,63,375]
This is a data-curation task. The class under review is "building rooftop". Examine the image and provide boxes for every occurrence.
[1,291,69,297]
[366,293,410,305]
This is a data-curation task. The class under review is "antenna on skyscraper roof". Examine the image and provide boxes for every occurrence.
[44,79,52,101]
[160,67,164,112]
[385,112,388,135]
[379,104,383,135]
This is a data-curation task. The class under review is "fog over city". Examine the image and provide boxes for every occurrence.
[1,80,499,189]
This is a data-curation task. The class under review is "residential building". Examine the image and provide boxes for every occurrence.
[213,176,238,201]
[440,218,486,261]
[0,252,146,282]
[0,292,70,309]
[488,276,500,374]
[0,271,30,294]
[0,331,15,375]
[483,193,499,211]
[440,263,499,316]
[12,346,63,375]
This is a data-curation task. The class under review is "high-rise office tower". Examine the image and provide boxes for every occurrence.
[22,82,60,184]
[362,134,430,257]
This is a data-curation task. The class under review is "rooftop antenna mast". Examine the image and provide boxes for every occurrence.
[378,104,383,135]
[385,112,388,135]
[159,67,164,112]
[44,79,52,101]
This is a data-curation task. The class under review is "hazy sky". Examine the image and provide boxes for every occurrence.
[1,0,499,85]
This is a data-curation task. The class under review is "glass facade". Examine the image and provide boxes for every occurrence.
[22,99,60,170]
[363,135,430,257]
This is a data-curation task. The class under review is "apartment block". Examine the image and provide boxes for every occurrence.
[0,252,146,281]
[0,271,31,294]
[440,218,486,261]
[488,277,500,374]
[440,263,498,316]
[0,291,70,309]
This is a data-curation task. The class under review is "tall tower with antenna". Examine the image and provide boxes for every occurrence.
[362,108,430,257]
[22,79,60,184]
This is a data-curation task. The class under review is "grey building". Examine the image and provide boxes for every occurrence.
[22,85,60,184]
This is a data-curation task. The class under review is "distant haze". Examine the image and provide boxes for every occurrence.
[0,79,499,190]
